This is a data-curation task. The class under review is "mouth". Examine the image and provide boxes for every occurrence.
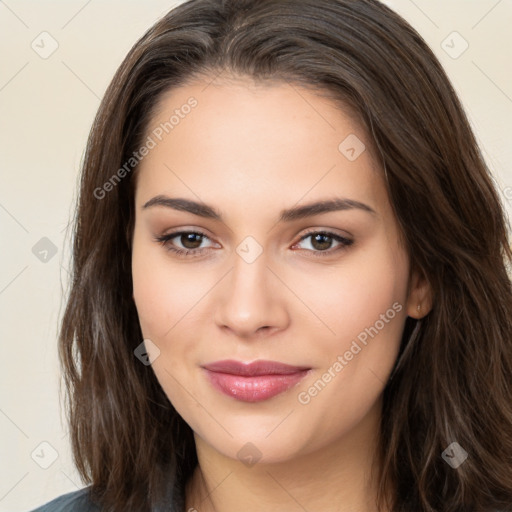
[201,360,311,402]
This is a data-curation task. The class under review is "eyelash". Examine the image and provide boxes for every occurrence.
[153,229,353,259]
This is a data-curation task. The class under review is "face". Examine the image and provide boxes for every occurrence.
[131,75,423,464]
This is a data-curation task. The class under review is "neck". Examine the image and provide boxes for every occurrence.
[184,397,392,512]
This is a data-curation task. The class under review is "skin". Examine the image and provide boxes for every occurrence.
[131,74,432,512]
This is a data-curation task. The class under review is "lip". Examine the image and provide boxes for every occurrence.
[202,360,311,402]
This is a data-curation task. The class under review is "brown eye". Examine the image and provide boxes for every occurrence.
[294,230,353,257]
[153,230,215,257]
[310,233,334,251]
[179,233,204,249]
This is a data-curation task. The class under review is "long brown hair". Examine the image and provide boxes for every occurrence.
[59,0,512,510]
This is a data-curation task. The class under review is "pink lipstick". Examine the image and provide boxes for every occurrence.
[202,360,311,402]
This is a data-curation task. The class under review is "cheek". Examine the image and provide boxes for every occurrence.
[131,243,201,412]
[296,243,409,418]
[296,244,409,421]
[132,239,202,339]
[132,255,171,338]
[308,244,409,352]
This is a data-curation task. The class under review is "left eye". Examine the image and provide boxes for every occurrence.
[292,231,353,256]
[153,230,353,258]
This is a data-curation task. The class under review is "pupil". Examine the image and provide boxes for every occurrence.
[182,233,202,249]
[312,233,331,251]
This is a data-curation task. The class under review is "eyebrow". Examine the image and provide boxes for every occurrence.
[141,195,376,222]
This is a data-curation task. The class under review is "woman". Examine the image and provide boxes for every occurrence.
[30,0,512,511]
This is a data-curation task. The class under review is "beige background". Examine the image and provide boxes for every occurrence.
[1,1,511,510]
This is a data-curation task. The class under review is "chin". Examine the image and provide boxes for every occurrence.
[192,410,322,465]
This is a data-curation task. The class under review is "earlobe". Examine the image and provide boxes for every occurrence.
[406,268,433,319]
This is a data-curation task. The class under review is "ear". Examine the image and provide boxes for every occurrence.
[405,266,433,319]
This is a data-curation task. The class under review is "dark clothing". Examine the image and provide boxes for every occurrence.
[28,487,101,512]
[27,485,180,511]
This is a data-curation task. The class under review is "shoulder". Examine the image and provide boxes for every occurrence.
[28,486,100,512]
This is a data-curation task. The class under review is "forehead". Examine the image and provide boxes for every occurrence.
[134,76,388,219]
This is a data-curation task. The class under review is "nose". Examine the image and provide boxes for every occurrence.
[213,248,289,339]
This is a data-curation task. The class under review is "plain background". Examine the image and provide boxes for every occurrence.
[1,1,511,510]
